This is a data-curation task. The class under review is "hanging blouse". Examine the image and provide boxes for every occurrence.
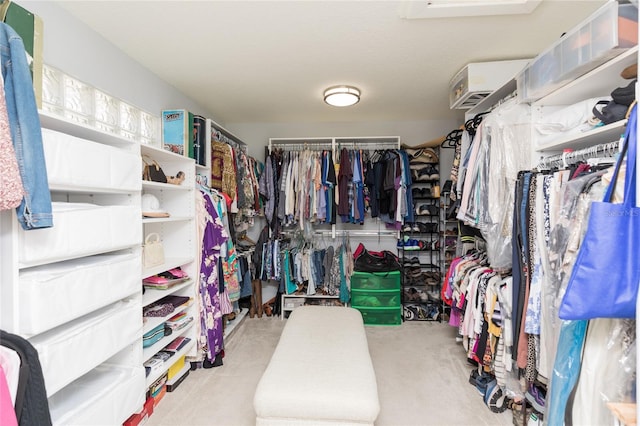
[0,72,23,211]
[211,141,237,201]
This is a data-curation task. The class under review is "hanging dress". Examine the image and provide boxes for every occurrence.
[197,191,229,361]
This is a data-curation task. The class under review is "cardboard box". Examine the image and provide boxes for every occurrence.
[162,109,193,157]
[1,1,43,109]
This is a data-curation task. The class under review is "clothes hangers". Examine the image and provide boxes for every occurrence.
[464,112,490,138]
[440,129,463,149]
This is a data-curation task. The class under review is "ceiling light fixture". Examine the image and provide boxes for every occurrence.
[324,85,360,107]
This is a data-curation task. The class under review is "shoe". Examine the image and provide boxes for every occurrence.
[397,236,410,250]
[525,383,546,414]
[469,369,480,386]
[484,380,508,413]
[426,288,440,301]
[416,222,430,233]
[402,223,412,233]
[413,167,433,181]
[442,180,453,194]
[427,305,439,320]
[404,239,420,251]
[415,204,431,216]
[475,373,495,396]
[427,165,440,180]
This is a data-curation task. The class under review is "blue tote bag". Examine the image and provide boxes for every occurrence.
[559,105,640,320]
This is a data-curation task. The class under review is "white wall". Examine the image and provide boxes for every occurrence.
[23,1,215,120]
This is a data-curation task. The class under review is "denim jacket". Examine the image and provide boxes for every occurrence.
[0,22,52,229]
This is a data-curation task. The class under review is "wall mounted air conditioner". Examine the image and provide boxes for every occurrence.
[449,59,530,109]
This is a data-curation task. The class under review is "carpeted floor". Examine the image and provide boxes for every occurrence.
[147,313,513,426]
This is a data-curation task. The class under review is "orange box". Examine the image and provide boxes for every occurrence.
[153,385,167,407]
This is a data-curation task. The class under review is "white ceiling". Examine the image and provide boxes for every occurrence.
[55,0,607,125]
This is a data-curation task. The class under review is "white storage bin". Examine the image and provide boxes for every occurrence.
[29,299,141,397]
[18,202,140,267]
[518,1,637,102]
[48,364,145,426]
[42,128,140,192]
[18,253,140,336]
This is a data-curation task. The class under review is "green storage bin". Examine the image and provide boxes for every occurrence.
[351,271,401,290]
[351,289,401,308]
[355,306,402,326]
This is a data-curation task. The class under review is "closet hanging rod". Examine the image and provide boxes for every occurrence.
[536,139,621,170]
[269,143,331,151]
[313,229,400,237]
[269,142,401,151]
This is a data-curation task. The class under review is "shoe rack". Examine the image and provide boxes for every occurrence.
[399,147,443,322]
[440,181,459,319]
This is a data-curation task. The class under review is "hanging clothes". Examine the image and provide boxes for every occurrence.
[0,22,52,229]
[194,189,229,362]
[0,70,23,211]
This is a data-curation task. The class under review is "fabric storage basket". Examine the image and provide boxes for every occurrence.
[29,299,140,397]
[18,202,140,267]
[351,271,401,290]
[351,289,401,308]
[48,364,145,426]
[18,253,140,336]
[42,128,140,192]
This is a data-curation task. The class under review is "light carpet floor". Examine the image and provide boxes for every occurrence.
[147,314,513,426]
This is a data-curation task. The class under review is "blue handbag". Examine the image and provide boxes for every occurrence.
[559,104,640,320]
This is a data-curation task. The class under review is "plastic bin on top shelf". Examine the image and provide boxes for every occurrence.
[517,1,638,103]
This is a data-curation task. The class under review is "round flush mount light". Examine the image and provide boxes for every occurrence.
[323,85,360,107]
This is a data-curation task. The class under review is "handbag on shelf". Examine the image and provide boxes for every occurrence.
[143,233,165,268]
[142,155,168,184]
[592,80,637,126]
[558,105,640,320]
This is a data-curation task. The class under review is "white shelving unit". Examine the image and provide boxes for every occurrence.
[140,143,197,398]
[0,112,145,425]
[280,294,343,319]
[531,46,638,159]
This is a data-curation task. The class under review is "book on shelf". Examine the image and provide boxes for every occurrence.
[164,336,191,353]
[2,1,43,108]
[161,109,194,158]
[193,115,206,166]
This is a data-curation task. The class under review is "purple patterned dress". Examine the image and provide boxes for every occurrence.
[198,191,228,361]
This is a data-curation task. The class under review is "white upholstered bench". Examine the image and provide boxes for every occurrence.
[253,305,380,426]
